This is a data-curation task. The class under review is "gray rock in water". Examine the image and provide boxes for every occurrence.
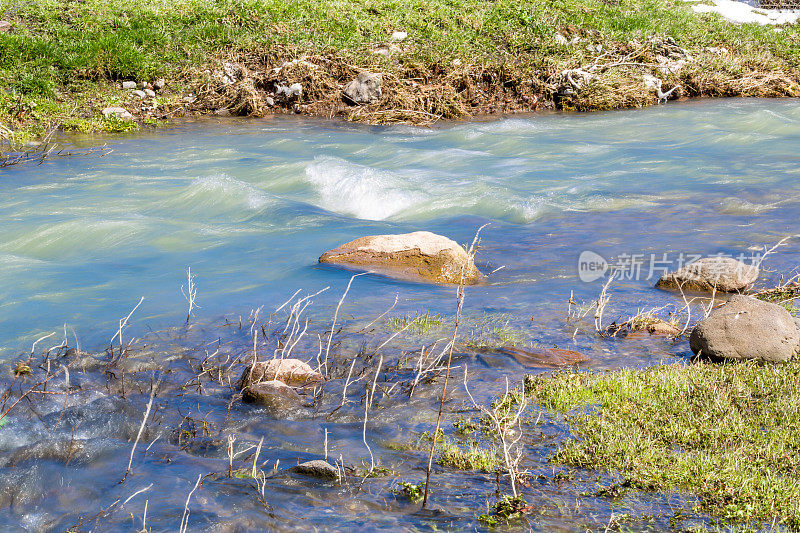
[242,380,302,409]
[343,72,383,105]
[690,295,800,362]
[121,81,137,90]
[657,256,758,293]
[131,89,147,99]
[290,459,338,479]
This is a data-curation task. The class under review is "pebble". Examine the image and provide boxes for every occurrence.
[153,78,165,91]
[144,88,156,98]
[121,81,136,90]
[264,96,275,107]
[131,90,146,99]
[0,21,12,33]
[391,31,407,41]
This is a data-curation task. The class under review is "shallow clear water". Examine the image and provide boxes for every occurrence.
[1,98,800,531]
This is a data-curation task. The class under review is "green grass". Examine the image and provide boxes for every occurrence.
[437,438,501,472]
[2,0,800,145]
[525,361,800,529]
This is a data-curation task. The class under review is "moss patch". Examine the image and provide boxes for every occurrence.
[525,361,800,528]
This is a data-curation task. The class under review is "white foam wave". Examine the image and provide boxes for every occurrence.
[304,157,425,220]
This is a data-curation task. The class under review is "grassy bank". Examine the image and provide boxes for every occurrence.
[525,361,800,529]
[1,0,800,148]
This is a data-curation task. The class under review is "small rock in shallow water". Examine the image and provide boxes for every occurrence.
[656,256,758,293]
[242,380,302,409]
[690,295,800,363]
[343,72,383,105]
[121,81,136,90]
[239,358,323,389]
[101,107,134,120]
[319,231,482,285]
[290,460,338,479]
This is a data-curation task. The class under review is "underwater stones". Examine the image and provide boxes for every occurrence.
[342,72,383,105]
[242,380,302,409]
[690,295,800,363]
[656,256,758,293]
[496,346,589,367]
[289,459,338,479]
[319,231,482,285]
[239,358,323,389]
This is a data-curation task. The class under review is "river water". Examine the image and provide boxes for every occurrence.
[0,99,798,531]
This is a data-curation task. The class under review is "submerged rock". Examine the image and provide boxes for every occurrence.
[290,459,338,479]
[319,231,482,285]
[689,295,800,362]
[496,346,589,367]
[238,358,323,389]
[644,319,681,336]
[656,256,758,293]
[242,380,302,409]
[343,72,383,105]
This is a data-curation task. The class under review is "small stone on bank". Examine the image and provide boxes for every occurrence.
[390,30,407,41]
[121,81,137,90]
[342,72,383,105]
[131,89,146,99]
[0,21,12,33]
[144,89,156,98]
[153,78,165,91]
[101,107,134,120]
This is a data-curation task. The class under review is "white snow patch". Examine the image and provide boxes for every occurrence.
[688,0,800,25]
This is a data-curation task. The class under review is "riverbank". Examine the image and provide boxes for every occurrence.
[2,0,800,149]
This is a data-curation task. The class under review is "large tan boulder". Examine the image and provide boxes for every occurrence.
[319,231,482,285]
[656,256,758,293]
[689,295,800,362]
[238,358,323,389]
[242,380,302,409]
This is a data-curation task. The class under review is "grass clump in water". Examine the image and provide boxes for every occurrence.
[387,311,442,334]
[436,438,501,472]
[525,360,800,528]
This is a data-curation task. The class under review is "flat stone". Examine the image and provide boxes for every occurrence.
[121,81,137,90]
[657,256,758,293]
[131,90,146,99]
[690,295,800,362]
[242,380,302,409]
[144,89,156,98]
[319,231,482,285]
[239,358,323,389]
[289,460,338,479]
